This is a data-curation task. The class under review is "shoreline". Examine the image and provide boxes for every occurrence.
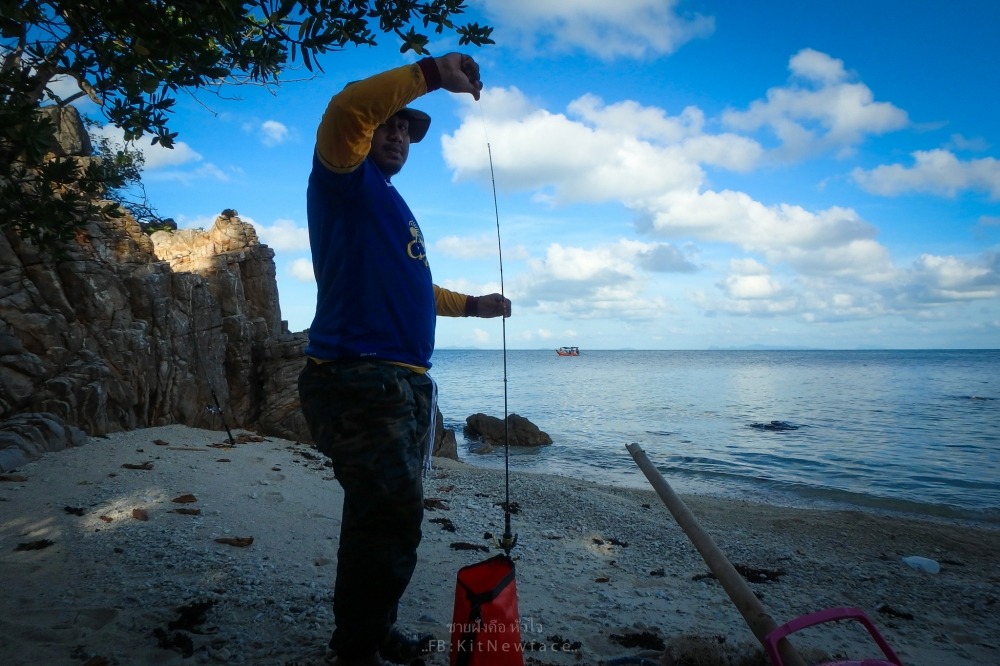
[457,445,1000,532]
[1,425,998,665]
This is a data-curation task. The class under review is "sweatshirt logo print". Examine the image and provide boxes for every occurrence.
[407,220,428,266]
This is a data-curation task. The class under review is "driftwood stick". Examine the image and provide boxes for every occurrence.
[626,443,806,666]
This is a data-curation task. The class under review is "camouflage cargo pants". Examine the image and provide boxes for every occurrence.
[298,358,433,659]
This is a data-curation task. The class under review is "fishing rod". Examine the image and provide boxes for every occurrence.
[480,105,517,555]
[446,95,526,666]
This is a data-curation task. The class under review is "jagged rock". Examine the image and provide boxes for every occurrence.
[0,108,303,463]
[38,105,93,158]
[0,412,88,472]
[464,413,552,447]
[432,409,458,461]
[3,204,277,424]
[0,111,467,469]
[256,331,310,442]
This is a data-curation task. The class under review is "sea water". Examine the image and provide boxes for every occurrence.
[428,349,1000,526]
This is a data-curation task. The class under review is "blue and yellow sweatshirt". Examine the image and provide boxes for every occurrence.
[304,59,470,371]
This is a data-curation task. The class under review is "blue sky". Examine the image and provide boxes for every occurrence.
[84,1,999,350]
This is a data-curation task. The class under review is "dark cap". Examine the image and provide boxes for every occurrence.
[397,107,431,143]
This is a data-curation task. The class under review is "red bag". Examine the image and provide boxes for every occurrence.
[450,554,524,666]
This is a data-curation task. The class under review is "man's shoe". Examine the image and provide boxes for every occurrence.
[378,626,434,664]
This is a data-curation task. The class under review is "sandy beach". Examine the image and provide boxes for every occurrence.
[1,425,997,665]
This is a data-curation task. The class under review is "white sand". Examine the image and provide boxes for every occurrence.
[1,425,997,665]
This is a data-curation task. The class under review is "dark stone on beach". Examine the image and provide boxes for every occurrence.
[464,413,552,447]
[749,420,799,431]
[168,599,217,632]
[154,628,194,657]
[694,564,786,584]
[432,408,458,460]
[876,603,914,620]
[609,631,665,650]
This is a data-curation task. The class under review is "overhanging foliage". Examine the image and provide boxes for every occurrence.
[0,0,494,248]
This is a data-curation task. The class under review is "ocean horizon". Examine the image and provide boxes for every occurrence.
[428,349,1000,527]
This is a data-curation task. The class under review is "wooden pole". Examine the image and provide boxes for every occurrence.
[626,443,806,666]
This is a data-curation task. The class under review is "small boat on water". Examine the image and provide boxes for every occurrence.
[556,346,580,356]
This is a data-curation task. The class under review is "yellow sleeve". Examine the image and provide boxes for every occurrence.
[315,64,428,172]
[434,285,470,317]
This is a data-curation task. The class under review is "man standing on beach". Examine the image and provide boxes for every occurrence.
[298,53,511,666]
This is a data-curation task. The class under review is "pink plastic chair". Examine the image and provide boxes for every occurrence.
[764,606,903,666]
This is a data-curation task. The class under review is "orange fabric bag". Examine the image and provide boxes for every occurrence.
[450,555,524,666]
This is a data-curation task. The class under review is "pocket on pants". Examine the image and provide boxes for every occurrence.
[298,361,422,490]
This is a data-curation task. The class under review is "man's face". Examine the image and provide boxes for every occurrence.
[371,114,410,177]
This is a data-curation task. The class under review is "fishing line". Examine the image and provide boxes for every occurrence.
[478,102,516,554]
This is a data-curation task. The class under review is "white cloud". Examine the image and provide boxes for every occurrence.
[634,189,894,282]
[46,74,95,109]
[507,240,686,321]
[907,254,999,301]
[722,48,908,159]
[444,80,902,299]
[143,161,229,184]
[730,258,769,275]
[479,0,714,59]
[436,277,504,302]
[634,242,698,273]
[246,217,310,251]
[436,51,997,333]
[568,94,763,171]
[947,133,991,152]
[290,258,315,282]
[851,149,1000,199]
[191,162,230,181]
[144,143,204,169]
[472,328,491,344]
[720,273,783,299]
[568,95,705,143]
[717,258,785,301]
[259,120,290,147]
[788,48,849,85]
[89,123,202,169]
[241,119,293,146]
[436,235,488,260]
[444,87,760,207]
[695,250,999,323]
[779,239,896,282]
[699,290,802,318]
[541,242,638,282]
[176,214,218,230]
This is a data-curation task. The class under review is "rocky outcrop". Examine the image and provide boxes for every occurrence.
[464,412,552,448]
[433,409,458,460]
[0,107,296,468]
[0,205,300,465]
[37,105,93,158]
[0,412,89,472]
[0,106,459,470]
